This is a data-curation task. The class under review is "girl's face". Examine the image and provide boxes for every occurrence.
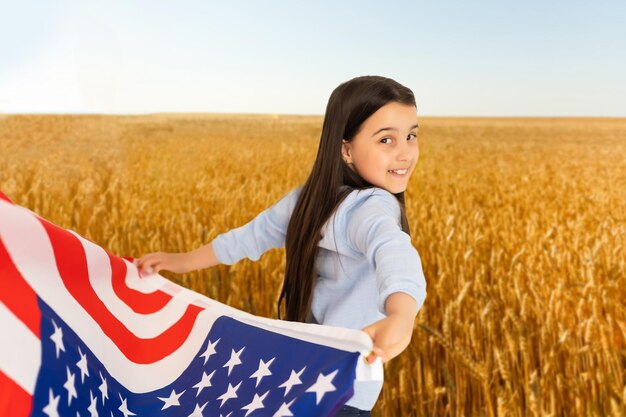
[342,102,419,194]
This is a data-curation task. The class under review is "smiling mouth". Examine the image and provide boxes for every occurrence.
[388,168,408,175]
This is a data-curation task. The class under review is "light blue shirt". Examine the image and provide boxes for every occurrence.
[210,184,428,410]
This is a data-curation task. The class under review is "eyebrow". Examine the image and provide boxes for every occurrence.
[372,123,419,137]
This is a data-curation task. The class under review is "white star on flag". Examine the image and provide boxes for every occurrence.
[272,398,296,417]
[98,372,108,405]
[278,366,306,396]
[76,346,90,383]
[118,394,136,417]
[199,338,220,364]
[88,390,99,417]
[63,366,77,406]
[187,402,208,417]
[305,369,338,405]
[158,388,185,410]
[216,381,242,407]
[193,369,216,396]
[250,357,275,387]
[50,319,65,358]
[223,346,245,376]
[241,390,269,417]
[42,388,61,417]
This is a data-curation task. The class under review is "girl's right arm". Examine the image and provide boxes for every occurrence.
[135,242,221,277]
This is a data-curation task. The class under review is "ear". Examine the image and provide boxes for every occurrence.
[341,139,352,162]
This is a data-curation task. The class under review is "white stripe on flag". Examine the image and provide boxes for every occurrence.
[0,301,41,395]
[70,231,191,338]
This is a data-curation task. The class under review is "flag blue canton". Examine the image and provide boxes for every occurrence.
[32,297,358,417]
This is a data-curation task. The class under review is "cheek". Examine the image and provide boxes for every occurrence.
[355,153,382,176]
[363,153,386,170]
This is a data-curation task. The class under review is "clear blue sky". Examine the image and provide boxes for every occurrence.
[1,1,624,116]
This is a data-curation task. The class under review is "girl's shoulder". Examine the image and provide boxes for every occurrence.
[339,186,401,219]
[319,186,402,249]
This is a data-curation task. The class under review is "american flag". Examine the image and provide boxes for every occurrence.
[0,191,382,417]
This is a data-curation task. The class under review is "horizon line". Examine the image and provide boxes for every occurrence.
[1,112,626,120]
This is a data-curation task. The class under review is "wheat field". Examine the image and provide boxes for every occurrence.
[1,114,624,416]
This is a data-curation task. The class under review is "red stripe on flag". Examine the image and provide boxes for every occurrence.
[108,252,172,314]
[60,234,170,314]
[0,238,41,338]
[0,191,13,204]
[0,370,33,417]
[38,217,203,364]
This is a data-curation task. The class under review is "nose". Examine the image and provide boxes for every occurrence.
[396,138,413,162]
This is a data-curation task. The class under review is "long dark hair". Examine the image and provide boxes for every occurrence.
[277,75,416,322]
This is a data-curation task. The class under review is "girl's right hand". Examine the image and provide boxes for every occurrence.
[134,252,192,277]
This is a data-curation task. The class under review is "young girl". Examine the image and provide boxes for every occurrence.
[136,75,427,416]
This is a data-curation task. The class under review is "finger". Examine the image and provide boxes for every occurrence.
[139,256,159,270]
[137,257,152,270]
[365,347,384,364]
[373,346,385,356]
[138,263,156,277]
[365,352,382,364]
[375,347,387,362]
[143,265,157,276]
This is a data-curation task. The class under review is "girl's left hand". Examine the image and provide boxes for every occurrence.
[361,314,415,365]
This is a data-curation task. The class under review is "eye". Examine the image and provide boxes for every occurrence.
[380,137,391,144]
[408,133,417,141]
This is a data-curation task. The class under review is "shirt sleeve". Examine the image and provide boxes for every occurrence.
[210,185,303,265]
[346,189,427,316]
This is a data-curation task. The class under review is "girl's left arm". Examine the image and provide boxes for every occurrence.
[361,292,418,364]
[346,189,427,364]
